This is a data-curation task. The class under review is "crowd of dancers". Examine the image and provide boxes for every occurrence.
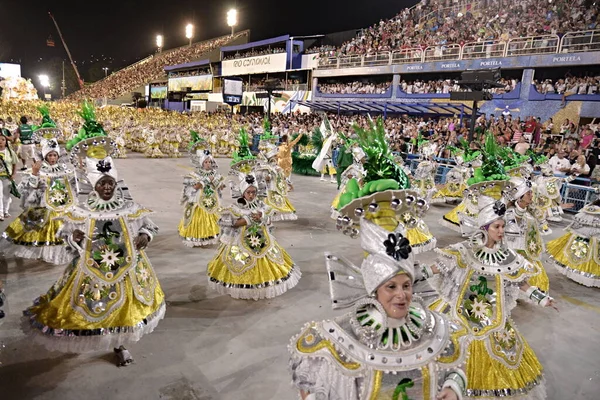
[0,101,598,399]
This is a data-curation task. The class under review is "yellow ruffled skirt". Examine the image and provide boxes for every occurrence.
[431,183,467,202]
[264,191,297,221]
[546,233,600,287]
[4,208,63,246]
[518,253,550,293]
[24,255,165,352]
[406,225,436,254]
[0,208,74,264]
[178,204,220,247]
[441,201,465,230]
[465,335,545,398]
[207,243,301,300]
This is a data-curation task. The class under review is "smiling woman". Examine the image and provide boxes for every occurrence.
[289,218,467,400]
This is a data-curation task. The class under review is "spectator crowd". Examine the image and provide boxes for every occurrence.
[322,0,598,58]
[66,32,248,101]
[318,80,392,94]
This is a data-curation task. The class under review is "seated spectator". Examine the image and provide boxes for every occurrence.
[514,136,530,155]
[549,150,572,174]
[571,154,590,175]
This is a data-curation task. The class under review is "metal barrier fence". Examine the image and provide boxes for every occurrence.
[317,29,600,69]
[561,183,598,212]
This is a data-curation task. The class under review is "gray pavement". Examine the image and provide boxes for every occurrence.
[1,154,599,399]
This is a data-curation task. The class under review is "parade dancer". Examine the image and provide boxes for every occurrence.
[23,130,165,364]
[178,131,224,247]
[546,198,600,288]
[504,177,550,293]
[424,196,556,399]
[207,173,301,300]
[289,217,467,400]
[0,138,77,264]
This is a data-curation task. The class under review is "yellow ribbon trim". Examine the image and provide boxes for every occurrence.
[296,333,361,371]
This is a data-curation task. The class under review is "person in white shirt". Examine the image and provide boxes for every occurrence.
[549,150,572,174]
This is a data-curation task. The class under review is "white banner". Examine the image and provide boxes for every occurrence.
[301,54,320,70]
[0,63,21,78]
[221,53,287,76]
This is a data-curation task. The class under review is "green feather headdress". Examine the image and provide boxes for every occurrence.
[231,127,256,165]
[466,133,510,185]
[34,104,57,129]
[188,130,207,151]
[527,149,549,165]
[66,101,108,151]
[337,117,410,209]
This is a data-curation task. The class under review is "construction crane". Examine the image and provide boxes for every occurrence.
[48,12,84,90]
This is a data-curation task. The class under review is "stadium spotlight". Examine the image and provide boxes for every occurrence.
[185,23,194,46]
[39,74,50,88]
[227,9,238,35]
[156,34,163,52]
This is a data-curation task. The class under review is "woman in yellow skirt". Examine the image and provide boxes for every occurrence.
[178,138,224,247]
[546,199,600,287]
[255,145,297,222]
[423,196,557,399]
[23,134,165,362]
[0,138,77,265]
[504,177,551,293]
[207,174,301,300]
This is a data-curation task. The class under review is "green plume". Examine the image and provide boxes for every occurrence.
[311,126,324,153]
[65,100,107,151]
[466,133,509,184]
[188,130,206,151]
[352,117,410,188]
[527,149,549,165]
[231,127,256,164]
[33,103,57,129]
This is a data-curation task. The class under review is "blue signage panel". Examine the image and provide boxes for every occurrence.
[315,52,600,77]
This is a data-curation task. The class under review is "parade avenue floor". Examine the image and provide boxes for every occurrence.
[1,154,599,400]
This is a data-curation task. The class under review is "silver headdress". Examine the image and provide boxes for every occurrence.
[326,218,414,309]
[503,177,533,203]
[335,189,429,239]
[459,195,507,240]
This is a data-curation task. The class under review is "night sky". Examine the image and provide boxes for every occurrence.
[0,0,418,80]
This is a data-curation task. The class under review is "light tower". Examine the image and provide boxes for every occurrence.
[227,9,238,36]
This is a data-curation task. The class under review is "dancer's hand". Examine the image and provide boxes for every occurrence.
[135,233,150,250]
[436,388,458,400]
[546,298,559,312]
[251,212,262,222]
[194,182,203,190]
[31,160,42,176]
[72,229,85,243]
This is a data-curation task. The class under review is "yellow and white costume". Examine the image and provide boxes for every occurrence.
[0,138,77,264]
[23,136,165,352]
[178,149,224,247]
[504,177,550,293]
[207,174,301,300]
[290,218,467,400]
[546,201,600,287]
[426,197,548,399]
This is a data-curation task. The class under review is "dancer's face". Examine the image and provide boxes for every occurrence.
[95,176,117,201]
[487,219,505,244]
[518,190,533,208]
[243,186,257,202]
[376,274,413,319]
[45,151,59,165]
[202,158,213,170]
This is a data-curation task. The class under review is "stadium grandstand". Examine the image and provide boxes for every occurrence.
[65,31,249,103]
